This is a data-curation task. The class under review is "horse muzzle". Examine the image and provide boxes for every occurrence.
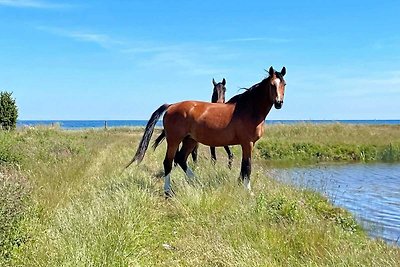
[274,100,283,109]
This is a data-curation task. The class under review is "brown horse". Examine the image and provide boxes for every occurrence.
[153,78,233,167]
[209,78,234,168]
[127,66,286,196]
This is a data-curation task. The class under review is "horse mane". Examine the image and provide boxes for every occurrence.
[226,70,284,104]
[226,76,270,104]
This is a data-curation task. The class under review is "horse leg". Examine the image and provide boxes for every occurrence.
[163,142,180,197]
[175,137,198,179]
[191,144,199,163]
[224,146,233,169]
[240,142,253,191]
[210,146,217,163]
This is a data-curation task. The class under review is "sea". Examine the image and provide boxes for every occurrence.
[17,120,400,129]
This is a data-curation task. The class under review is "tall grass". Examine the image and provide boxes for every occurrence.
[1,125,399,266]
[0,167,31,266]
[257,123,400,163]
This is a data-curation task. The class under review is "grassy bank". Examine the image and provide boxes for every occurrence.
[257,123,400,164]
[1,124,399,266]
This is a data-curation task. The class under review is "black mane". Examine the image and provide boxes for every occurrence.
[226,76,269,104]
[226,70,284,104]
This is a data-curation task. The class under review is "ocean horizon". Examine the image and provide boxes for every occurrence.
[17,120,400,129]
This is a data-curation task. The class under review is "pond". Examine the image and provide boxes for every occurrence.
[268,163,400,246]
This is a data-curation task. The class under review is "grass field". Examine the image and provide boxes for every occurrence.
[257,123,400,163]
[1,124,400,266]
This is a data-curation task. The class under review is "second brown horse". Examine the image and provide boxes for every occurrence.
[152,78,234,167]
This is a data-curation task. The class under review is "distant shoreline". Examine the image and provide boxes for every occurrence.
[17,119,400,129]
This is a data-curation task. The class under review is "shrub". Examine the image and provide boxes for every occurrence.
[255,193,300,223]
[0,132,21,165]
[0,92,18,131]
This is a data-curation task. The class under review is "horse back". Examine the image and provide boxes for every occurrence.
[163,101,239,145]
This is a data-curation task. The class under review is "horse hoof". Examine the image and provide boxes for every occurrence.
[164,190,174,199]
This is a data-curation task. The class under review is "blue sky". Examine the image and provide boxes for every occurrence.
[1,0,399,120]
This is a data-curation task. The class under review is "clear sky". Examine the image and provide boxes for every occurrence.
[1,0,399,120]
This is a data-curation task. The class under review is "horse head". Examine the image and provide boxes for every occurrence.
[212,78,227,103]
[268,66,286,109]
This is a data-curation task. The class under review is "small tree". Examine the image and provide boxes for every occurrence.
[0,91,18,130]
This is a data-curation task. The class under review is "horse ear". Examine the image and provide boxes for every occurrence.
[281,67,286,76]
[222,78,226,85]
[212,78,217,86]
[268,66,274,76]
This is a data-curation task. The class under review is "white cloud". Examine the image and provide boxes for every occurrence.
[35,24,286,77]
[135,45,231,76]
[0,0,68,8]
[121,44,181,55]
[36,26,123,48]
[66,32,123,47]
[219,37,291,44]
[36,26,230,76]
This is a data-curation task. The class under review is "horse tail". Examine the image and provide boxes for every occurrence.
[126,103,170,168]
[152,129,166,150]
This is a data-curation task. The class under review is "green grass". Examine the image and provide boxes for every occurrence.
[0,166,31,264]
[257,123,400,164]
[0,124,399,266]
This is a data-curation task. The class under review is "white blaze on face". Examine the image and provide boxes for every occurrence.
[274,78,282,102]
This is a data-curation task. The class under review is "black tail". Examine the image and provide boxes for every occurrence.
[152,129,166,150]
[126,104,170,168]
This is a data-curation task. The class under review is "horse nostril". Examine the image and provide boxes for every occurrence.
[274,100,283,109]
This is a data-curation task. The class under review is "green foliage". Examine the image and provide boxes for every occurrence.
[256,141,376,162]
[380,143,400,162]
[255,193,300,223]
[0,127,86,168]
[0,92,18,131]
[19,127,86,164]
[0,167,30,266]
[0,131,22,165]
[257,126,400,163]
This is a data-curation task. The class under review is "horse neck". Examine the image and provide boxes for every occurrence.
[248,80,274,121]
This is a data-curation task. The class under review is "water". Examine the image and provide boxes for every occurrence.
[268,163,400,245]
[16,120,156,129]
[17,119,400,129]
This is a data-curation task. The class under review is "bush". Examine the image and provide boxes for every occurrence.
[255,193,300,223]
[0,92,18,131]
[0,132,21,165]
